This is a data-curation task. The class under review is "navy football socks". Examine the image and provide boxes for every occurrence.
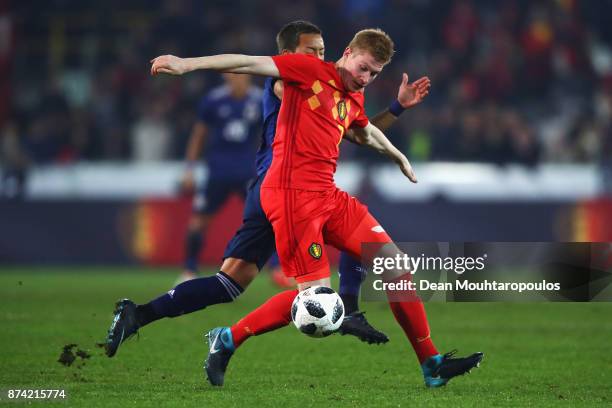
[338,252,366,314]
[184,229,204,272]
[136,272,243,326]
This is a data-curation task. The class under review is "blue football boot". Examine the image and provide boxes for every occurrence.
[204,327,236,386]
[422,350,484,387]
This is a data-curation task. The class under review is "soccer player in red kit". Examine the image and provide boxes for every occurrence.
[151,28,483,388]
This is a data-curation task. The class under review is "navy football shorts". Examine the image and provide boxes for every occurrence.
[223,173,276,270]
[193,177,249,215]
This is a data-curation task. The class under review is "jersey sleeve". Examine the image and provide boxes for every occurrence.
[271,54,321,87]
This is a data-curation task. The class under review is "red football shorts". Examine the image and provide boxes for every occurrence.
[260,187,392,283]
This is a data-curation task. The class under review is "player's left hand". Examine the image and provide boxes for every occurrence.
[398,157,418,183]
[150,55,189,76]
[397,73,431,109]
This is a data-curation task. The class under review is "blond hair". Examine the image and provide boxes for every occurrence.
[348,28,394,64]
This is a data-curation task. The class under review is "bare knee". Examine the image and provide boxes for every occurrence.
[189,214,211,231]
[372,244,412,281]
[221,257,258,289]
[297,277,331,291]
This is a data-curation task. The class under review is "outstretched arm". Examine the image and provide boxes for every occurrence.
[351,123,417,183]
[370,73,430,131]
[150,54,279,77]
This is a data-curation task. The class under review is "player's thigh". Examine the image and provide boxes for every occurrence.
[260,188,331,282]
[222,214,276,271]
[325,190,392,261]
[223,174,276,270]
[327,206,410,280]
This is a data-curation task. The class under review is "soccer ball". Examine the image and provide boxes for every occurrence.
[291,286,345,337]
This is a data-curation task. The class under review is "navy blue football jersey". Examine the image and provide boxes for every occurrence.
[254,77,280,177]
[197,85,262,179]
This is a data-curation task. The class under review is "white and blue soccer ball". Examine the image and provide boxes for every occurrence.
[291,286,344,338]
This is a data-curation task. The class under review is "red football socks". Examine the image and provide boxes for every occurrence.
[230,289,298,348]
[385,272,438,363]
[388,299,439,363]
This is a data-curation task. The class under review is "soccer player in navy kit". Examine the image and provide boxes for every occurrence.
[180,73,262,282]
[106,21,432,356]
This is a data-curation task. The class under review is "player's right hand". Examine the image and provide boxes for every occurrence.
[150,55,188,76]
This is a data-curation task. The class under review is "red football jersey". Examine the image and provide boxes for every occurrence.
[263,54,369,191]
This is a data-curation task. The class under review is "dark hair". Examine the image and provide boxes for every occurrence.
[276,20,322,53]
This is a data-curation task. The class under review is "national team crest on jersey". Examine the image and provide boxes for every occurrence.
[337,100,347,121]
[309,243,323,259]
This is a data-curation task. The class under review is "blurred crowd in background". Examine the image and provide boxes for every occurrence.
[2,0,612,172]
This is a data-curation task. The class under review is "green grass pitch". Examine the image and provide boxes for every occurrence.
[0,267,610,407]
